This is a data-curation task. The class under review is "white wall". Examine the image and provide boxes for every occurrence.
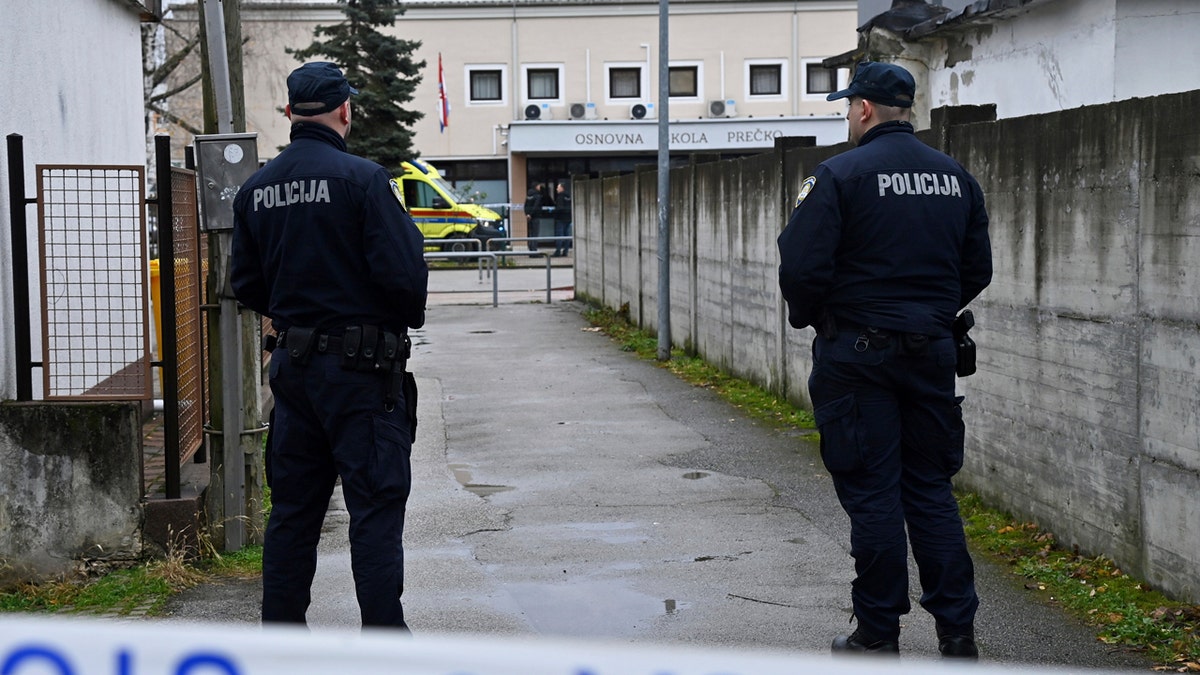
[1113,0,1200,101]
[924,0,1118,118]
[918,0,1200,120]
[0,0,148,400]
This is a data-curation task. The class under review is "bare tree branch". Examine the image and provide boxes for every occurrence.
[150,73,203,104]
[149,35,200,87]
[149,103,203,136]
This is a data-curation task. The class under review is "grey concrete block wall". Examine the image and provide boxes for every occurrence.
[0,402,143,587]
[666,164,694,351]
[574,91,1200,604]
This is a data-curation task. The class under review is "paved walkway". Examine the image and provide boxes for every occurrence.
[157,281,1152,670]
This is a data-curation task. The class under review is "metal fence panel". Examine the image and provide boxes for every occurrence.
[169,167,205,464]
[37,165,151,400]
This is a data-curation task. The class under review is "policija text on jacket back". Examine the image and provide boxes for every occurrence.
[778,61,992,659]
[231,61,429,630]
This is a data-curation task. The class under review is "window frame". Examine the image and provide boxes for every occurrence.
[520,63,564,105]
[465,64,507,106]
[801,59,843,101]
[604,62,647,103]
[744,58,788,101]
[668,61,703,102]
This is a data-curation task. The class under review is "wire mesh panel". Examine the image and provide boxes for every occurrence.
[170,167,205,463]
[37,165,151,400]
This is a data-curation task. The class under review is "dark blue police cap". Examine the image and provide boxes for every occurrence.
[287,62,359,116]
[826,61,915,108]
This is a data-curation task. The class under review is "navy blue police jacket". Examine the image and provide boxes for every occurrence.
[231,122,429,333]
[777,120,992,337]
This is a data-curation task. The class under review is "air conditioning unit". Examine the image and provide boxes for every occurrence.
[524,103,554,120]
[569,102,598,120]
[629,102,656,120]
[708,99,738,118]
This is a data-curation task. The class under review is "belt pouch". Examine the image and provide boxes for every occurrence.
[866,327,891,350]
[341,326,363,370]
[286,327,318,365]
[900,333,929,355]
[360,325,380,371]
[382,332,399,362]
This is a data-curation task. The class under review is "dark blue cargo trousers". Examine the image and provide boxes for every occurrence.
[262,349,413,629]
[808,329,978,643]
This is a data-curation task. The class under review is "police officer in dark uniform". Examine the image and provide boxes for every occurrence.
[778,61,992,658]
[231,61,428,630]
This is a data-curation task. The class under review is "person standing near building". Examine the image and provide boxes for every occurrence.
[552,181,572,257]
[777,61,992,658]
[524,182,546,251]
[231,61,428,630]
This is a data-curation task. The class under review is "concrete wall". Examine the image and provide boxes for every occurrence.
[0,402,144,587]
[574,90,1200,604]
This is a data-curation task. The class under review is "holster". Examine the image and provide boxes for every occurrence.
[953,310,977,377]
[384,334,415,439]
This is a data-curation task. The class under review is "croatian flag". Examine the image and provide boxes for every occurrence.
[438,53,450,133]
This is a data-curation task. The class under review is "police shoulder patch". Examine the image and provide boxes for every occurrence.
[795,176,817,207]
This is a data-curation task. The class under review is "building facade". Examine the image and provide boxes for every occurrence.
[166,0,857,225]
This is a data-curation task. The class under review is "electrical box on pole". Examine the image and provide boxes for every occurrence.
[194,134,258,232]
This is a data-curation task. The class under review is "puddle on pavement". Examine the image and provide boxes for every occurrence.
[448,462,514,498]
[682,471,709,480]
[501,579,678,636]
[566,521,647,545]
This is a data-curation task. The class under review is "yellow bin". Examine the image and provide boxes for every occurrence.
[149,258,162,359]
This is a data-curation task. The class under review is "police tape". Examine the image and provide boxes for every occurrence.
[0,615,1114,675]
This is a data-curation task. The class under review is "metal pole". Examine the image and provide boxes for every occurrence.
[202,0,244,551]
[656,0,671,361]
[201,0,235,135]
[155,135,183,500]
[6,134,34,401]
[545,253,552,304]
[491,255,498,307]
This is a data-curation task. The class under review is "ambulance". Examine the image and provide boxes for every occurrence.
[392,159,506,251]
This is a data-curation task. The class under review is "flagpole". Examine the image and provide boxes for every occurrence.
[438,52,448,133]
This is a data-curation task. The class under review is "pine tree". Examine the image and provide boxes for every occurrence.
[288,0,424,173]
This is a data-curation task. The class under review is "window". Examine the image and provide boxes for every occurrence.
[402,180,442,210]
[527,68,559,100]
[744,59,787,100]
[469,69,502,102]
[749,64,782,96]
[669,65,698,98]
[609,67,642,99]
[806,63,837,95]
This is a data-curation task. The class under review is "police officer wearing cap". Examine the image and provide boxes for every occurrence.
[778,61,992,658]
[231,61,428,630]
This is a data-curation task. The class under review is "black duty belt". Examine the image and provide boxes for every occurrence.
[277,331,344,355]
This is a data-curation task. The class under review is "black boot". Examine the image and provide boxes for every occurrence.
[937,623,979,659]
[831,629,900,655]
